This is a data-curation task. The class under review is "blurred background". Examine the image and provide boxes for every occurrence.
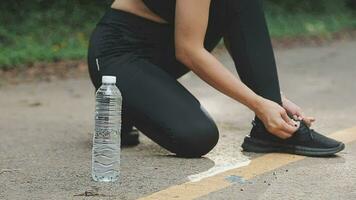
[0,0,355,69]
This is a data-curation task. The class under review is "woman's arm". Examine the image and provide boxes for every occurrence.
[175,0,260,110]
[174,0,297,138]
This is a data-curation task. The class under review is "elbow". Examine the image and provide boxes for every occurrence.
[175,46,192,66]
[175,44,203,67]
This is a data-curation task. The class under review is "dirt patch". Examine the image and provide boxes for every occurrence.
[0,60,89,86]
[271,29,356,49]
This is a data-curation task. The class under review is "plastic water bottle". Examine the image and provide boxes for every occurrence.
[92,76,122,182]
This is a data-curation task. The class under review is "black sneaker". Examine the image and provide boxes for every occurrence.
[121,127,140,147]
[241,120,345,156]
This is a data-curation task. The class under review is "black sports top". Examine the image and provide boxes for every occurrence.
[142,0,176,23]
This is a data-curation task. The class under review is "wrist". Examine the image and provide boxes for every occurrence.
[280,93,287,106]
[247,95,265,113]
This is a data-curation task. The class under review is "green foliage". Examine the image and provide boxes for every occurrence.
[264,0,356,37]
[0,1,111,68]
[0,0,355,68]
[266,0,347,13]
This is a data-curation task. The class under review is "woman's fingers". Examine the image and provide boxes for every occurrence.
[304,118,311,127]
[295,111,316,127]
[308,117,316,122]
[281,120,298,134]
[276,112,298,135]
[295,111,305,120]
[269,121,297,139]
[303,116,316,127]
[281,111,298,127]
[296,110,315,126]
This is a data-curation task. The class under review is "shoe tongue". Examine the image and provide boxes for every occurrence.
[291,120,312,142]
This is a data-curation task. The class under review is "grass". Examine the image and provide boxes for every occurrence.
[0,2,106,69]
[0,1,355,69]
[265,3,356,38]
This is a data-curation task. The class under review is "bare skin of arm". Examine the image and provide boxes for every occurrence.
[174,0,298,138]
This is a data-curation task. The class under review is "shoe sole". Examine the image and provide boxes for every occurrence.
[241,136,345,157]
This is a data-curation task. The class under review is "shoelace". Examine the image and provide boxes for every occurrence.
[294,119,315,140]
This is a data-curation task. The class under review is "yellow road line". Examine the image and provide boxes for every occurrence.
[329,126,356,144]
[138,126,356,200]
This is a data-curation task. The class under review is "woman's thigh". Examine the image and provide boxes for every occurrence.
[95,54,219,157]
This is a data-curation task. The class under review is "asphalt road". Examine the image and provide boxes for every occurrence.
[1,40,356,200]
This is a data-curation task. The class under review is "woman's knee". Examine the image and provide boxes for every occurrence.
[173,118,219,158]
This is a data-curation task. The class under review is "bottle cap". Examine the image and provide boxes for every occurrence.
[102,76,116,84]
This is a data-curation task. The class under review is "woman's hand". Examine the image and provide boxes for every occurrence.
[281,95,315,127]
[253,98,299,139]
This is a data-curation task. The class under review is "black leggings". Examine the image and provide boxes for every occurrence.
[87,0,282,158]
